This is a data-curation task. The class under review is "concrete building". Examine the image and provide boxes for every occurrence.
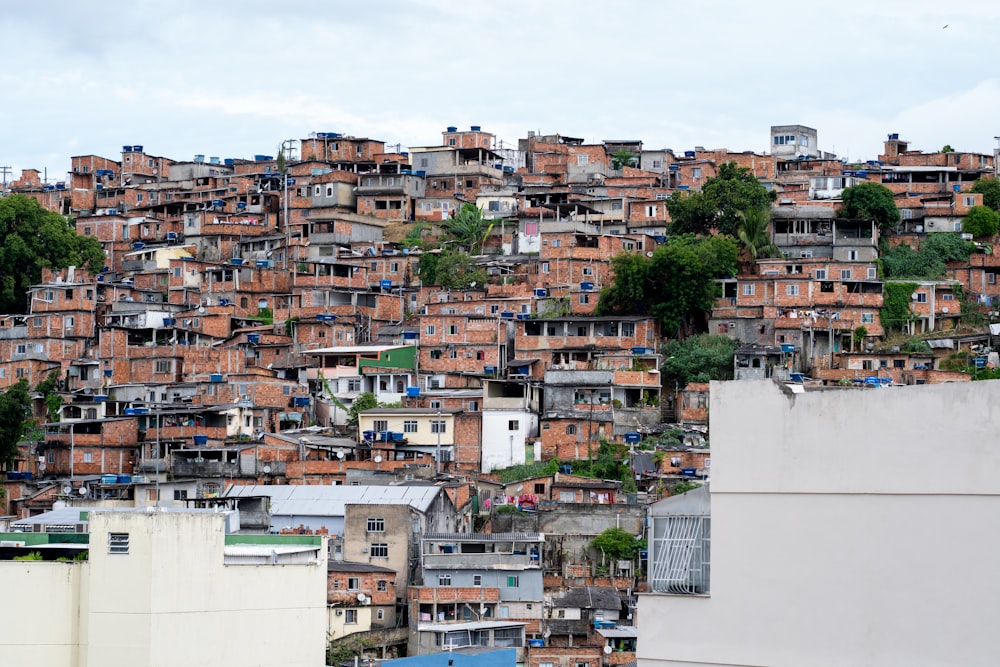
[769,124,819,159]
[0,508,327,667]
[640,379,1000,667]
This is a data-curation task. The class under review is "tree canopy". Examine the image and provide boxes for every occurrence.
[881,233,974,279]
[661,334,739,389]
[0,194,105,313]
[0,379,32,468]
[347,392,379,428]
[970,177,1000,211]
[736,206,779,270]
[595,235,738,336]
[419,249,488,290]
[962,205,1000,238]
[590,527,644,561]
[666,162,775,236]
[441,203,493,255]
[838,182,900,231]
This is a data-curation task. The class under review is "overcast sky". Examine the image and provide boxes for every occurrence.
[3,1,999,181]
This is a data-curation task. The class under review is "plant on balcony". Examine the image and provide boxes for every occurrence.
[13,551,43,561]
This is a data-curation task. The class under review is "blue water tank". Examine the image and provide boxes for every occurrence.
[380,279,393,289]
[133,145,143,152]
[534,288,548,297]
[446,126,458,132]
[624,432,641,444]
[953,184,962,192]
[123,146,133,152]
[406,386,420,397]
[684,150,695,158]
[471,125,481,131]
[580,281,594,291]
[402,331,418,339]
[193,434,208,445]
[210,373,224,383]
[224,158,235,166]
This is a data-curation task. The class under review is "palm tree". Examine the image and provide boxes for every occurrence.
[736,206,779,273]
[442,203,494,255]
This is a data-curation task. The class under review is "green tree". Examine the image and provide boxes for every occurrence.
[971,177,1000,210]
[736,206,779,271]
[661,334,738,389]
[666,162,774,236]
[442,203,493,254]
[596,236,738,335]
[962,205,1000,238]
[881,233,973,279]
[433,250,488,290]
[347,392,378,429]
[941,145,954,153]
[35,372,63,423]
[611,150,637,170]
[0,194,106,313]
[590,527,644,561]
[0,379,32,468]
[881,282,918,332]
[839,182,900,232]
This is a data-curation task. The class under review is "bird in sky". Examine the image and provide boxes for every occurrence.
[943,24,949,29]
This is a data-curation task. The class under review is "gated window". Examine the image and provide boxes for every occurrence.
[649,513,711,594]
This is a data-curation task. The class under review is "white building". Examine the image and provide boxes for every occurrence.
[640,379,1000,667]
[0,509,327,667]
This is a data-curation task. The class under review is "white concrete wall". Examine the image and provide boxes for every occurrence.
[481,410,537,471]
[83,511,328,667]
[0,561,84,666]
[639,380,1000,667]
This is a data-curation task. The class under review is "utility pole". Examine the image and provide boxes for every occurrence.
[0,165,11,188]
[281,139,297,270]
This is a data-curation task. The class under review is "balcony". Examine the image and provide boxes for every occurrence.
[171,460,239,477]
[423,552,539,569]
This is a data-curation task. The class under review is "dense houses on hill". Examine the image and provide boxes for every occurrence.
[3,123,1000,665]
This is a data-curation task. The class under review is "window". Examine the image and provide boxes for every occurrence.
[147,489,159,502]
[813,269,827,280]
[377,580,388,592]
[579,293,590,304]
[447,325,458,335]
[282,385,292,396]
[367,518,385,532]
[431,420,446,434]
[645,205,658,217]
[429,349,442,360]
[506,575,519,588]
[862,313,874,324]
[108,532,130,555]
[508,420,520,431]
[916,293,928,303]
[848,250,858,261]
[473,574,482,586]
[438,574,452,586]
[155,360,172,373]
[786,284,800,296]
[867,267,878,279]
[373,419,388,432]
[346,378,362,392]
[839,269,851,280]
[582,266,594,276]
[376,609,385,621]
[15,344,25,355]
[862,360,874,371]
[345,609,358,624]
[893,359,906,369]
[942,293,955,301]
[429,400,442,409]
[742,283,755,296]
[990,274,997,285]
[467,400,479,412]
[964,195,976,207]
[348,577,360,590]
[370,543,388,558]
[577,154,589,166]
[174,489,188,500]
[650,514,711,594]
[565,424,577,435]
[402,420,418,434]
[692,168,702,179]
[541,262,550,274]
[425,325,436,335]
[83,451,93,463]
[552,239,561,248]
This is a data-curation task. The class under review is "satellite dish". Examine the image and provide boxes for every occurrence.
[336,450,345,460]
[62,486,72,495]
[604,646,613,655]
[911,293,919,300]
[79,487,89,496]
[263,465,272,474]
[374,455,383,463]
[198,306,206,314]
[357,593,368,603]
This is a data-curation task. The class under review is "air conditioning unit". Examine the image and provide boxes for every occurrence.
[336,610,343,616]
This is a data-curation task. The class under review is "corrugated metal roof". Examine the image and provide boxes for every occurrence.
[223,484,442,517]
[417,621,525,632]
[223,544,319,557]
[596,626,638,639]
